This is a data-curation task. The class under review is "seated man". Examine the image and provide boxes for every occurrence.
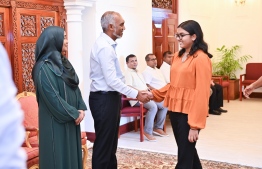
[209,80,228,115]
[160,51,173,83]
[125,54,168,142]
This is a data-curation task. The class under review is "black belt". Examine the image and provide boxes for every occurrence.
[92,91,120,95]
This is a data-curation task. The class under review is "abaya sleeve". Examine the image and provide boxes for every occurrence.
[37,64,80,123]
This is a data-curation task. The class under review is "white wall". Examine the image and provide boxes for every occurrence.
[178,0,262,78]
[81,0,152,132]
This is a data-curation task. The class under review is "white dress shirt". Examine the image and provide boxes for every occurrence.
[160,61,171,83]
[90,33,138,98]
[125,68,148,106]
[142,66,167,89]
[0,44,26,169]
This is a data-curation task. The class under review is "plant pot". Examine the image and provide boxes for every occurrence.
[223,79,239,100]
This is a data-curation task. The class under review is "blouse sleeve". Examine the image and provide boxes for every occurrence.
[188,55,212,129]
[151,84,170,102]
[37,65,80,123]
[76,87,87,110]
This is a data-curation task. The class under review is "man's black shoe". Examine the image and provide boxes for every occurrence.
[217,107,227,113]
[209,110,221,115]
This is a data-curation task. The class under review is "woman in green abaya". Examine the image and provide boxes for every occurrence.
[32,26,87,169]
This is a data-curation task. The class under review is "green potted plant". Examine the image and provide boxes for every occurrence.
[212,45,252,100]
[213,45,252,79]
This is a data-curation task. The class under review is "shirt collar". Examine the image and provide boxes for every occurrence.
[147,65,156,70]
[162,61,169,66]
[127,68,138,72]
[101,32,117,48]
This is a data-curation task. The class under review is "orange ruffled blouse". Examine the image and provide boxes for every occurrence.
[152,50,212,129]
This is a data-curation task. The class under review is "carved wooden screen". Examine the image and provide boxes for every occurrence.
[15,8,58,92]
[0,0,65,93]
[0,7,11,61]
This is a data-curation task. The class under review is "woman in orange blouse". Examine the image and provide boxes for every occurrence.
[151,20,212,169]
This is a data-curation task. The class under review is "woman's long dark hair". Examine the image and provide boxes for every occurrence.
[178,20,212,58]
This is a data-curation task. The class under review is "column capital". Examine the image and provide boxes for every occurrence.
[64,0,95,10]
[64,0,95,22]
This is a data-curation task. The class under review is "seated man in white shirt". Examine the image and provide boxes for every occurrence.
[125,54,169,141]
[160,51,173,83]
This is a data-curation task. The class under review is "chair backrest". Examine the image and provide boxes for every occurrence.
[121,95,131,108]
[245,63,262,80]
[16,92,38,133]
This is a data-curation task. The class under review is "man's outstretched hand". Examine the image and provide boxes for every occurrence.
[136,90,153,103]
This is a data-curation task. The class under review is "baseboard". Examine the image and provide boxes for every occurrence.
[86,120,139,143]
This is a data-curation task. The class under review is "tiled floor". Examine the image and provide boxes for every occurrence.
[118,98,262,168]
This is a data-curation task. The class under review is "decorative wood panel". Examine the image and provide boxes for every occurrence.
[0,0,11,7]
[152,0,172,10]
[16,1,59,11]
[58,6,66,30]
[21,43,35,92]
[0,0,66,93]
[21,15,36,36]
[41,16,54,32]
[0,13,3,35]
[0,7,11,63]
[11,1,20,92]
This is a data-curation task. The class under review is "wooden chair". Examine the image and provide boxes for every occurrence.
[212,75,230,102]
[119,95,148,142]
[23,131,39,169]
[81,132,88,169]
[239,63,262,101]
[16,92,39,148]
[17,91,88,169]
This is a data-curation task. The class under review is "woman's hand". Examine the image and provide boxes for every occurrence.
[188,129,199,142]
[75,110,85,125]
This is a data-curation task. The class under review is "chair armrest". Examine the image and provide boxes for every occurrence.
[212,76,222,85]
[25,131,32,148]
[25,127,39,147]
[25,126,38,132]
[240,74,246,81]
[122,97,138,101]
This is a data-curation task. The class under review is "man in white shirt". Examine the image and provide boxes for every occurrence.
[89,11,150,169]
[0,44,26,169]
[125,54,169,141]
[143,53,167,90]
[160,51,173,83]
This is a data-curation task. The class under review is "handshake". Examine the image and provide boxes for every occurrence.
[136,90,153,103]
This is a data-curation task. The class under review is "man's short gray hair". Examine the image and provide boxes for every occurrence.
[101,11,120,32]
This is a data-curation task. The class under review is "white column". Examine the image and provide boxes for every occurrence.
[64,1,93,134]
[64,1,92,88]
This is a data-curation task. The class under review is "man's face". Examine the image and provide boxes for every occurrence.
[113,14,125,39]
[127,56,138,69]
[146,55,157,68]
[163,53,173,65]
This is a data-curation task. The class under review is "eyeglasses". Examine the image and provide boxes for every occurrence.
[147,58,157,62]
[175,33,191,40]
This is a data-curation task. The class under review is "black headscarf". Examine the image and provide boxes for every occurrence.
[32,26,79,88]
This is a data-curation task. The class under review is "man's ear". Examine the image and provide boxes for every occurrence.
[108,24,114,31]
